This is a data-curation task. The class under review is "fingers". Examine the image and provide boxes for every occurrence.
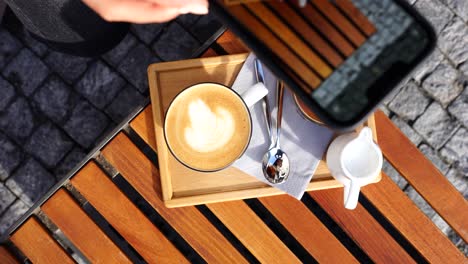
[104,1,179,23]
[82,0,208,24]
[147,0,208,8]
[143,0,209,14]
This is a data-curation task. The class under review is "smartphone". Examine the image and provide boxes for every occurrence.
[210,0,436,130]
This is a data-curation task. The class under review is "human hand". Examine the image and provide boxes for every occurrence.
[82,0,209,24]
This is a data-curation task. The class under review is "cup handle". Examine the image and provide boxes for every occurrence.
[344,180,361,210]
[240,82,268,108]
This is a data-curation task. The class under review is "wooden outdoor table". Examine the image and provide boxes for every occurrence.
[1,29,467,263]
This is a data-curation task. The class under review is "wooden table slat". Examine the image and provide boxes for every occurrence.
[130,106,157,150]
[334,0,377,36]
[295,3,354,56]
[10,218,74,264]
[259,195,359,263]
[214,30,250,54]
[130,105,157,149]
[227,5,321,91]
[70,162,188,264]
[245,2,333,78]
[310,0,367,46]
[362,173,466,263]
[268,1,343,67]
[309,188,416,263]
[0,246,19,264]
[375,111,468,243]
[207,200,301,263]
[42,189,132,263]
[102,133,248,263]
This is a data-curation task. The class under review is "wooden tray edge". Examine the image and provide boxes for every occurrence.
[148,63,173,201]
[148,54,382,207]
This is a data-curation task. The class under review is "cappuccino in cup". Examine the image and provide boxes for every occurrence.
[164,83,255,172]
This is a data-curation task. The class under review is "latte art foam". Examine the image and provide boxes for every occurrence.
[184,99,235,153]
[165,83,252,171]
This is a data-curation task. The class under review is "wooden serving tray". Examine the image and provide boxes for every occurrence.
[148,53,381,208]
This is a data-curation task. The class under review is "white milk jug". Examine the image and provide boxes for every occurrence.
[326,127,383,210]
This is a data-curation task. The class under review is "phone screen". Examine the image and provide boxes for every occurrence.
[310,0,432,122]
[211,0,435,128]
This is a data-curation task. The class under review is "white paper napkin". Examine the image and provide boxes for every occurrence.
[232,53,334,199]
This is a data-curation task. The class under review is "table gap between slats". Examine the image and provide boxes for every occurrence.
[375,111,468,244]
[127,108,404,263]
[209,29,467,261]
[41,189,133,263]
[0,245,20,264]
[2,22,465,264]
[70,162,189,263]
[64,182,147,263]
[10,217,74,264]
[101,132,250,263]
[104,131,302,263]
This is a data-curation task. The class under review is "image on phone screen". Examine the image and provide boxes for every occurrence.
[211,0,435,128]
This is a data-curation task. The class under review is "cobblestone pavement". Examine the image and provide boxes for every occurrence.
[0,0,466,253]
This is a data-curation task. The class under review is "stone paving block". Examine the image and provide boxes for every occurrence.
[0,183,15,214]
[53,147,86,180]
[118,43,159,93]
[448,86,468,127]
[379,105,391,116]
[438,17,468,66]
[2,13,49,57]
[177,14,202,29]
[3,49,49,97]
[451,231,468,256]
[390,116,423,146]
[412,48,444,84]
[414,0,454,33]
[15,29,48,58]
[190,13,223,43]
[0,28,22,70]
[0,199,29,234]
[0,132,22,181]
[0,77,15,111]
[440,0,468,22]
[105,84,146,123]
[32,76,73,123]
[405,186,436,219]
[152,22,201,61]
[131,23,166,45]
[460,61,468,77]
[25,122,74,169]
[418,144,450,174]
[383,85,401,106]
[431,213,450,235]
[0,97,36,143]
[440,127,468,174]
[413,102,459,149]
[44,51,91,84]
[76,61,126,109]
[388,81,430,121]
[64,99,110,149]
[422,59,463,107]
[6,158,55,206]
[445,168,467,194]
[102,33,138,66]
[382,159,408,189]
[384,76,410,105]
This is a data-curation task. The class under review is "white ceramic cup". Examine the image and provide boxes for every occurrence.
[326,127,383,210]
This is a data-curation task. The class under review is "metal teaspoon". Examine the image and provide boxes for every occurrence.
[262,80,290,184]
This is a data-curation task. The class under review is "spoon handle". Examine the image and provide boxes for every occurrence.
[254,59,274,146]
[276,81,284,145]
